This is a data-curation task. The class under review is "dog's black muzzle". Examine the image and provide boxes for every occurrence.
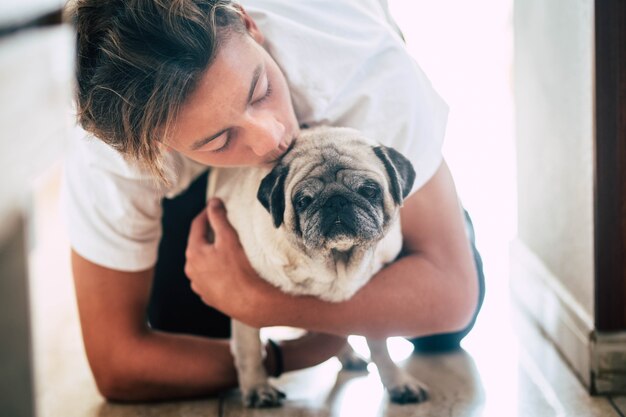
[320,194,358,238]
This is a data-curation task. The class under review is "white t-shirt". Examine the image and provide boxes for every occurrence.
[61,0,449,272]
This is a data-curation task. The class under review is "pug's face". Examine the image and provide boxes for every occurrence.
[258,127,415,254]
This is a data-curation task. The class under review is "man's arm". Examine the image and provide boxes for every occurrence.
[185,160,479,339]
[71,251,347,402]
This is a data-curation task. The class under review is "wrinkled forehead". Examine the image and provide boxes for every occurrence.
[283,128,376,164]
[284,134,385,189]
[305,148,370,179]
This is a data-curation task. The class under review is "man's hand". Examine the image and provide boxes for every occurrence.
[184,198,261,319]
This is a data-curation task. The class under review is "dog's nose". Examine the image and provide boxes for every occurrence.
[324,195,349,212]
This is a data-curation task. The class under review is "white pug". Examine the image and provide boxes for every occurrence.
[207,126,428,407]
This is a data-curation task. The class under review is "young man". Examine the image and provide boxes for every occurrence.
[63,0,484,402]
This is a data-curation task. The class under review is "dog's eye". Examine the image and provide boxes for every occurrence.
[295,195,313,211]
[358,184,380,199]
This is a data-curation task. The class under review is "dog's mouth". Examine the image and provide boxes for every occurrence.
[321,210,358,236]
[326,235,356,251]
[327,217,356,235]
[319,217,357,248]
[302,224,357,252]
[300,202,384,252]
[331,246,355,263]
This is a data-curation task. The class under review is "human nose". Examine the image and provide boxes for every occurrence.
[244,114,285,156]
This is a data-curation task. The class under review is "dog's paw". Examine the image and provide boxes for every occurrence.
[337,350,369,372]
[387,380,429,404]
[242,383,286,408]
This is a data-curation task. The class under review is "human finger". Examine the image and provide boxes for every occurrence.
[187,207,211,250]
[206,198,239,247]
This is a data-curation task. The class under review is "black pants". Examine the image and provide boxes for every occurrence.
[407,209,486,352]
[147,172,231,338]
[147,172,486,352]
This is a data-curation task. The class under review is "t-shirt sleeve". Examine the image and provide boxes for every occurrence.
[61,129,164,271]
[243,0,448,194]
[61,128,206,272]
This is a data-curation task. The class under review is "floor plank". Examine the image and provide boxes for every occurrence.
[96,400,221,417]
[612,397,626,416]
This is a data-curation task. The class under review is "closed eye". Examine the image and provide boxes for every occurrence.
[253,79,272,105]
[207,81,272,154]
[203,75,272,153]
[209,131,233,153]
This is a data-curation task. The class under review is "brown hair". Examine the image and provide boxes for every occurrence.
[65,0,244,181]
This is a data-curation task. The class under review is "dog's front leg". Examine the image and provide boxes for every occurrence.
[366,338,429,404]
[230,319,285,407]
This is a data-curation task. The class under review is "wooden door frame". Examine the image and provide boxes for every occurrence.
[594,0,626,331]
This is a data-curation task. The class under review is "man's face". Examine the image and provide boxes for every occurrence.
[167,25,300,167]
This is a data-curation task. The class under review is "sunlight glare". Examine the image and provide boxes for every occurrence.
[347,336,414,363]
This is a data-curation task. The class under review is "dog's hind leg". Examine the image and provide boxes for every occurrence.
[231,320,285,408]
[366,338,429,404]
[336,342,370,371]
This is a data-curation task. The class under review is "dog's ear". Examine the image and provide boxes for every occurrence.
[372,145,416,205]
[257,165,289,228]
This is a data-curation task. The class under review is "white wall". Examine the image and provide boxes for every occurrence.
[514,0,594,316]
